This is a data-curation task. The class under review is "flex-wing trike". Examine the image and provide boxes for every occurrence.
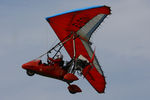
[22,32,104,94]
[22,5,111,94]
[22,34,90,94]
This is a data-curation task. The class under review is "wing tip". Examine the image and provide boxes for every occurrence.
[45,17,50,22]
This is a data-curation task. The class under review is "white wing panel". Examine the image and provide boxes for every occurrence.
[77,14,107,41]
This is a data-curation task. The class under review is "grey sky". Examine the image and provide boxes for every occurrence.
[0,0,150,100]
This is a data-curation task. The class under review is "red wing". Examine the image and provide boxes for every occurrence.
[46,5,111,93]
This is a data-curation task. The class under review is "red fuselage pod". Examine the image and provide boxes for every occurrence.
[22,60,67,80]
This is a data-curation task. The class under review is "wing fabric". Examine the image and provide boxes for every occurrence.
[82,65,106,93]
[46,5,111,93]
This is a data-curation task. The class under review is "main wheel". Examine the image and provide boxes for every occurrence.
[68,89,76,94]
[26,70,35,76]
[67,84,82,94]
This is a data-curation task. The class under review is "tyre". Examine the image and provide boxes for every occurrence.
[26,70,35,76]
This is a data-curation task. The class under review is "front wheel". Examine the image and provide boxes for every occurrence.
[26,70,35,76]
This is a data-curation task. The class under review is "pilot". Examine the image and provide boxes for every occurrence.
[48,54,64,67]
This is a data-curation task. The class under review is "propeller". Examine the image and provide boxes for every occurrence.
[83,48,96,77]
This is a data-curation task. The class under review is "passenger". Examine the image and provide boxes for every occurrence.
[48,54,64,67]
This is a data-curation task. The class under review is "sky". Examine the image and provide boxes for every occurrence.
[0,0,150,100]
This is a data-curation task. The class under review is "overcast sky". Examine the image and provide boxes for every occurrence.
[0,0,150,100]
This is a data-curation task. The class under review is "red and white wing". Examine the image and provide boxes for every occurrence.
[46,5,111,93]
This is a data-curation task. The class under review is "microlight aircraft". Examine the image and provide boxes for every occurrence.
[22,5,111,94]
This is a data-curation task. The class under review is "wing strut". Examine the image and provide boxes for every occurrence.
[73,34,76,59]
[71,33,77,73]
